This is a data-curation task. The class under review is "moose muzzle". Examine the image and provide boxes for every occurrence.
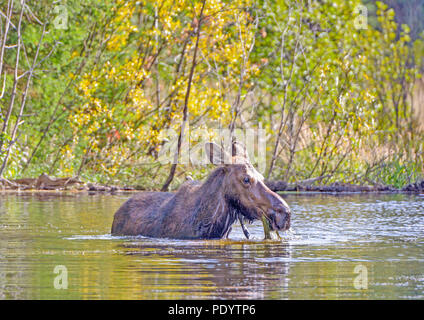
[267,196,291,231]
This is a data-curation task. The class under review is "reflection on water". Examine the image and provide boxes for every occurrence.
[0,192,423,299]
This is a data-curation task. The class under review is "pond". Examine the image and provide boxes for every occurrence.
[0,192,423,299]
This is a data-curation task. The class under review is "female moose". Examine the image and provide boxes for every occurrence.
[111,142,291,239]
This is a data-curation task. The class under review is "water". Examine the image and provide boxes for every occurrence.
[0,192,423,299]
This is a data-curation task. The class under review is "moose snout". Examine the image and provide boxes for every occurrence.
[269,203,291,231]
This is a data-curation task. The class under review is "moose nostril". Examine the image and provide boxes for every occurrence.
[275,205,290,215]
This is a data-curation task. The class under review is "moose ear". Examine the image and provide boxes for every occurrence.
[232,140,249,160]
[205,142,231,165]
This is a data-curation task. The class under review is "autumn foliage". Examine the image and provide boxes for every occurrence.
[0,0,423,189]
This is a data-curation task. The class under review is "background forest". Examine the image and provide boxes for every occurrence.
[0,0,423,190]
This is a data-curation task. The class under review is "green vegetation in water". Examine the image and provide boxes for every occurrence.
[261,215,272,240]
[261,215,282,240]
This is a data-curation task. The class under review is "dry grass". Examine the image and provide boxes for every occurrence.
[412,77,424,131]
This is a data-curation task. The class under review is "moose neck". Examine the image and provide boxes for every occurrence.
[193,167,237,239]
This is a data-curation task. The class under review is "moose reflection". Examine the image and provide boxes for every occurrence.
[111,142,291,239]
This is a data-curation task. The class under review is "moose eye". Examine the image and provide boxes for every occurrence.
[243,177,250,185]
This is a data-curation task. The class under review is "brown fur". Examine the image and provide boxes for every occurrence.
[111,143,291,239]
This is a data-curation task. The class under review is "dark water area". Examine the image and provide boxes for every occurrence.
[0,192,423,299]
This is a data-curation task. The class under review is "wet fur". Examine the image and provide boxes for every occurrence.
[112,167,242,239]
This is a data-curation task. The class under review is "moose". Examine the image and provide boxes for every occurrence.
[111,142,291,239]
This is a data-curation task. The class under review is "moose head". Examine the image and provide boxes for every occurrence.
[205,141,291,232]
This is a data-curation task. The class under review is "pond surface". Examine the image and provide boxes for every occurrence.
[0,192,423,299]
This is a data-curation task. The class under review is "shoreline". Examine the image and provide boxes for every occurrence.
[1,174,423,194]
